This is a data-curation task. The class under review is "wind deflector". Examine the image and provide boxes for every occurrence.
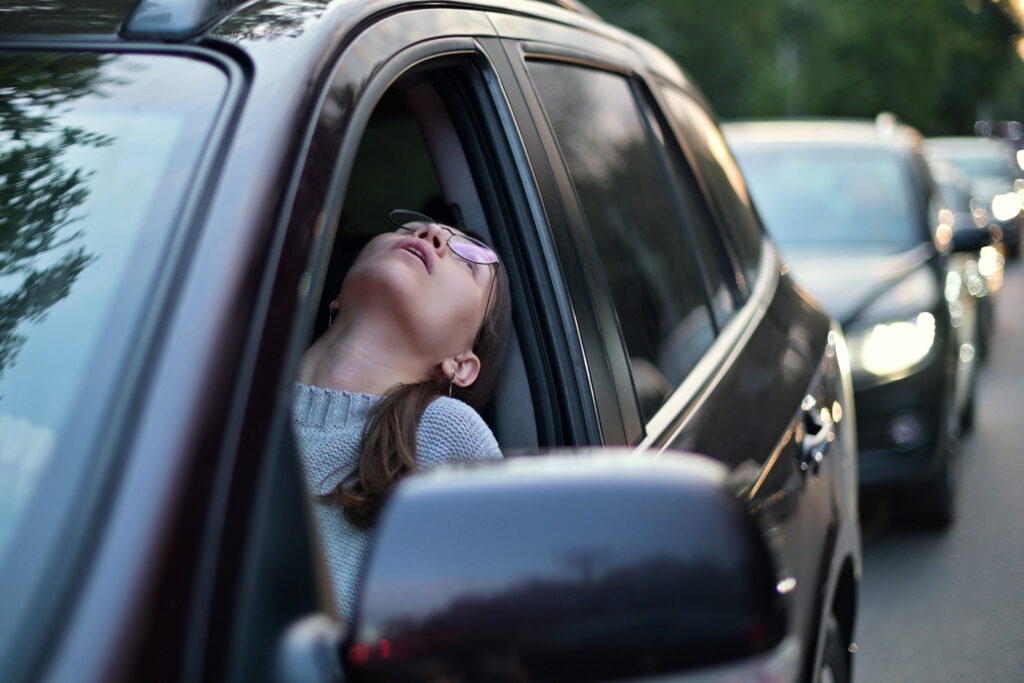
[122,0,250,40]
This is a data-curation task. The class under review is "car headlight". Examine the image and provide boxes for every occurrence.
[847,312,936,376]
[991,192,1022,221]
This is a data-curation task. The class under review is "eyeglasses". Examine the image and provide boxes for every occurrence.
[388,209,499,266]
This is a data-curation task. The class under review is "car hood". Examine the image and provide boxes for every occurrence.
[780,244,937,326]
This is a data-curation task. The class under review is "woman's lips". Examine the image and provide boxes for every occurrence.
[395,238,433,273]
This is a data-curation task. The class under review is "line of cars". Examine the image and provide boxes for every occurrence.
[724,115,1016,528]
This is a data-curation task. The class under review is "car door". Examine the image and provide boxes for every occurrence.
[488,16,856,679]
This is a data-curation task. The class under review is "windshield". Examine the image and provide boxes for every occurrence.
[0,51,228,568]
[730,144,922,252]
[930,150,1017,182]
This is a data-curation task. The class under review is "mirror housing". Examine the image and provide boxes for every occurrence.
[343,452,791,681]
[951,226,992,252]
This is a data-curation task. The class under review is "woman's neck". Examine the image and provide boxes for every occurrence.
[298,317,427,395]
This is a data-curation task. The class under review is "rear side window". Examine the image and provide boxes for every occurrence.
[0,51,228,567]
[528,61,715,420]
[660,88,763,290]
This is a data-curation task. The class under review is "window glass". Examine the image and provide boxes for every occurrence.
[528,61,715,420]
[660,88,763,288]
[651,98,738,325]
[0,51,228,567]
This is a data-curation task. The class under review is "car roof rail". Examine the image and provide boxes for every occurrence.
[122,0,250,40]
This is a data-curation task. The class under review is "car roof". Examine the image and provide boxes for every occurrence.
[0,0,597,40]
[724,117,922,152]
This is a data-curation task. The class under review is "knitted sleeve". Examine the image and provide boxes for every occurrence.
[415,396,503,469]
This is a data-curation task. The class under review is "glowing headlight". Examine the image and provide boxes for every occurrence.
[991,192,1022,221]
[853,312,936,376]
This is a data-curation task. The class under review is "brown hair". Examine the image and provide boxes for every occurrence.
[330,257,511,528]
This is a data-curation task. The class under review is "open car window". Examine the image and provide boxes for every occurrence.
[309,63,539,454]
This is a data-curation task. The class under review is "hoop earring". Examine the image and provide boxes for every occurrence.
[448,372,455,398]
[327,303,335,329]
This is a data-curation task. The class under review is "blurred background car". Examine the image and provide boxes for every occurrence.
[925,157,1004,361]
[724,116,985,527]
[925,135,1024,258]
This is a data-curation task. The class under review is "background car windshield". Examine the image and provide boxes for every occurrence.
[935,151,1016,181]
[0,51,227,568]
[733,145,920,252]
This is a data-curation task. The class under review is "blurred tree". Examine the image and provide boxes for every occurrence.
[585,0,1022,134]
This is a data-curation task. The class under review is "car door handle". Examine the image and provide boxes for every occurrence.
[800,395,835,472]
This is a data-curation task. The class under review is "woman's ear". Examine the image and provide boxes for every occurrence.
[442,352,481,388]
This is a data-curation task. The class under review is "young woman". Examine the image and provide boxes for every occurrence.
[291,209,511,619]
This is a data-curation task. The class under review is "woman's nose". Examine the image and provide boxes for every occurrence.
[416,223,447,252]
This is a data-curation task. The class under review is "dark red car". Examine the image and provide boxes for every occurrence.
[0,2,860,681]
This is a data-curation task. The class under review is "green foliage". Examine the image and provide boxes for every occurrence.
[0,54,104,378]
[585,0,1022,134]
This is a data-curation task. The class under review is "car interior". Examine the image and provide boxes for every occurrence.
[309,61,541,455]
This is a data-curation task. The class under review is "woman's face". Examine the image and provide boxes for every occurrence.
[338,220,496,365]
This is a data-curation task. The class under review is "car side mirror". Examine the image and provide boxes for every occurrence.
[951,226,993,253]
[340,451,797,681]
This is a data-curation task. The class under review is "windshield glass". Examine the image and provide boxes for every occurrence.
[730,144,922,252]
[0,51,228,567]
[930,150,1017,182]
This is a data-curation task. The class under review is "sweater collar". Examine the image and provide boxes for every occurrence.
[291,382,382,429]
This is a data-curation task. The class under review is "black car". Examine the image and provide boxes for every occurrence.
[724,117,984,527]
[925,135,1024,258]
[0,1,860,682]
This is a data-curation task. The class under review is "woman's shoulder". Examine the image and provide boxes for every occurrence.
[417,397,502,463]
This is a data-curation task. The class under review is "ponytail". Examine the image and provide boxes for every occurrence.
[330,380,443,529]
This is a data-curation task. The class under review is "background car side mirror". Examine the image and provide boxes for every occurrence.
[341,451,796,681]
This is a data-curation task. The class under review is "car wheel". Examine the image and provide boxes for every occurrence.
[818,613,849,683]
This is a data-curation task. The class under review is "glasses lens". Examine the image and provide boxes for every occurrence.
[450,235,499,264]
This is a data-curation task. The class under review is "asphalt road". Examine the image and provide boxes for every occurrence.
[854,258,1024,682]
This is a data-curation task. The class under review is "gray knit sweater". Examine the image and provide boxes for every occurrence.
[291,382,502,620]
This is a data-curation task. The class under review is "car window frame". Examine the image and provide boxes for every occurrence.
[490,13,782,454]
[504,33,762,447]
[522,56,732,434]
